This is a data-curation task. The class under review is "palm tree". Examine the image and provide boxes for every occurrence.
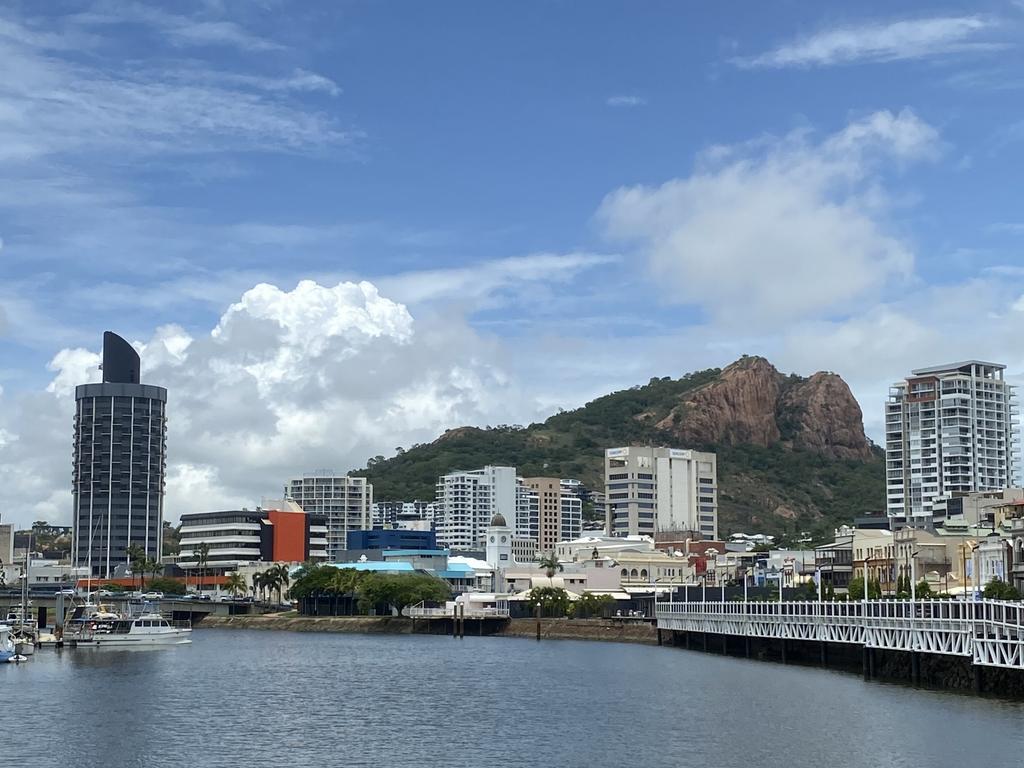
[537,552,563,587]
[269,563,291,602]
[195,542,210,596]
[126,543,145,591]
[224,572,247,597]
[261,570,281,604]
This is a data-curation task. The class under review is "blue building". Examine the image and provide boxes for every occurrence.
[346,529,436,551]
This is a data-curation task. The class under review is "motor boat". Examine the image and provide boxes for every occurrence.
[69,612,192,647]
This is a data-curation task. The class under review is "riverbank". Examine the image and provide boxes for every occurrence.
[199,614,659,644]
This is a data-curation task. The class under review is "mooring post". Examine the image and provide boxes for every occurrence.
[744,637,750,658]
[657,628,663,646]
[685,631,691,650]
[460,605,466,638]
[910,652,921,686]
[973,666,983,694]
[780,639,787,664]
[862,647,870,679]
[452,604,458,638]
[868,648,876,678]
[820,641,827,668]
[535,603,541,641]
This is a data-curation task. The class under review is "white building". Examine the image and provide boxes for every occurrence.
[285,472,373,561]
[435,466,537,552]
[886,361,1019,523]
[372,500,438,530]
[605,447,718,539]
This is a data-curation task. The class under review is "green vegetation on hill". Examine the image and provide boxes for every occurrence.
[352,367,884,542]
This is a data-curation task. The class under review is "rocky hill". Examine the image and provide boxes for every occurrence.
[352,356,884,541]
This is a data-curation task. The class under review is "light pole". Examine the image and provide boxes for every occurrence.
[910,550,919,602]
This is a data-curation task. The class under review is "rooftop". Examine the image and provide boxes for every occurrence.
[910,360,1005,376]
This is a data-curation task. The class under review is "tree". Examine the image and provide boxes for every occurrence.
[848,576,881,600]
[146,577,186,596]
[126,544,146,591]
[224,572,247,597]
[573,593,614,619]
[259,570,281,603]
[528,586,572,617]
[537,552,563,586]
[983,578,1021,601]
[915,579,934,598]
[266,563,291,602]
[195,542,210,595]
[357,572,450,614]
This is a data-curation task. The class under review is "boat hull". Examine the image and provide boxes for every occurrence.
[92,630,192,646]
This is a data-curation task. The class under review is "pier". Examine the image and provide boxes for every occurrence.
[656,599,1024,690]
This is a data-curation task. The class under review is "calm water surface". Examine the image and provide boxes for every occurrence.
[5,629,1024,767]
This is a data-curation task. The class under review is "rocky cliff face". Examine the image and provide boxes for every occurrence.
[656,356,873,460]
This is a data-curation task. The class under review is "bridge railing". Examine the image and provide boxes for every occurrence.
[656,599,1024,669]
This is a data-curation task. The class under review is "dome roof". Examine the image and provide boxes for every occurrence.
[489,513,507,527]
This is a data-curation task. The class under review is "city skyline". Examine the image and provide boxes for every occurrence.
[2,2,1024,529]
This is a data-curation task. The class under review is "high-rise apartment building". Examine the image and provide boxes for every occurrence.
[72,332,167,578]
[372,500,438,530]
[605,447,718,540]
[523,477,583,554]
[886,361,1019,522]
[435,466,536,551]
[285,472,373,561]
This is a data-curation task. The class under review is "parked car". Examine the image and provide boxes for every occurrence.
[97,589,118,598]
[55,587,76,596]
[140,591,164,600]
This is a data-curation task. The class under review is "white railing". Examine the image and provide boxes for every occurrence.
[656,600,1024,670]
[404,604,510,619]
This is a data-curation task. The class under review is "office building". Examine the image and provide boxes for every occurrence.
[346,529,437,551]
[286,472,373,561]
[372,500,438,530]
[435,465,536,552]
[523,477,583,554]
[179,499,328,573]
[73,331,167,577]
[605,447,718,540]
[885,361,1019,522]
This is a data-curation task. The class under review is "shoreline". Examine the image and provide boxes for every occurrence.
[198,614,659,645]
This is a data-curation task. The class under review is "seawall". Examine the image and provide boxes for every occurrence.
[199,614,659,644]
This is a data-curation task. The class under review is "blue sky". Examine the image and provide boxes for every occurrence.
[1,1,1023,527]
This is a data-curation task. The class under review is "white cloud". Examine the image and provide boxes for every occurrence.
[733,16,1004,69]
[377,252,617,306]
[597,109,937,325]
[0,279,547,528]
[71,3,282,52]
[0,16,349,166]
[606,95,647,107]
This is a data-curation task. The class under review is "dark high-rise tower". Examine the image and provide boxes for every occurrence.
[73,332,167,577]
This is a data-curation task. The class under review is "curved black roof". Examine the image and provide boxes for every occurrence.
[102,331,140,384]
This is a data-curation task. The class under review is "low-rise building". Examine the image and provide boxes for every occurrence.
[346,529,436,551]
[179,499,328,576]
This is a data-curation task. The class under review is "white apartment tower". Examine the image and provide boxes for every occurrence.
[285,472,373,561]
[605,447,718,539]
[435,466,536,551]
[885,361,1019,522]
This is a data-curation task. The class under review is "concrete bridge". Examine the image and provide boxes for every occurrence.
[656,599,1024,687]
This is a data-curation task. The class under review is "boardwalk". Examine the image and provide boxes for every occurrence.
[656,599,1024,670]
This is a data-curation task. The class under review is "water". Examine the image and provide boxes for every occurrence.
[5,629,1024,767]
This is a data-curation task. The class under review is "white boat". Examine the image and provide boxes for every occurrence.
[76,613,192,646]
[0,625,15,663]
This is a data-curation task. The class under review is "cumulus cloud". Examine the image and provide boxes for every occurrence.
[597,109,938,325]
[0,279,545,528]
[733,16,1005,69]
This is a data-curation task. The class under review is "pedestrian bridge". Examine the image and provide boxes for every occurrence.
[656,600,1024,670]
